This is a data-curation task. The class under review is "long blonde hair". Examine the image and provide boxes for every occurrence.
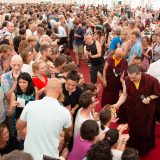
[121,27,130,41]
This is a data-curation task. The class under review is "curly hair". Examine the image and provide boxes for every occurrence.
[87,140,112,160]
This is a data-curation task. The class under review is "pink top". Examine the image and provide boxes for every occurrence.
[67,134,93,160]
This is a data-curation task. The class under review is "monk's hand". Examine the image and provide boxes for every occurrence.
[142,97,150,104]
[103,80,107,87]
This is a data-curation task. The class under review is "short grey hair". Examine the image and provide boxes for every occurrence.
[115,27,121,36]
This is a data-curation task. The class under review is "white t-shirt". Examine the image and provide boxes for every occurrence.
[20,96,71,160]
[147,59,160,82]
[112,149,123,160]
[21,61,34,76]
[26,29,37,39]
[56,26,67,38]
[74,108,93,139]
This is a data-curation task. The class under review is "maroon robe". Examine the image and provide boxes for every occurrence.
[124,73,160,155]
[101,57,128,107]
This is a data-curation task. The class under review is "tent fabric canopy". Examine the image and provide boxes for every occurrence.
[0,0,159,10]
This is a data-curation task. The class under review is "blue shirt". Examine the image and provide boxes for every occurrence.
[109,36,122,51]
[73,26,85,46]
[128,40,142,63]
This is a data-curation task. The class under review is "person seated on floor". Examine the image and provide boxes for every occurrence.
[98,104,128,136]
[104,129,130,160]
[1,150,33,160]
[122,147,139,160]
[84,140,112,160]
[74,91,98,139]
[58,131,71,160]
[0,124,19,156]
[68,120,99,160]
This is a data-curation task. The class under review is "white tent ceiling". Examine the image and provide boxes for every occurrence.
[0,0,159,10]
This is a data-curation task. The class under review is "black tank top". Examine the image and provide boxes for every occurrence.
[86,41,104,65]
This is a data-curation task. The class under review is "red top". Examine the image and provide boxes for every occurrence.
[32,76,48,90]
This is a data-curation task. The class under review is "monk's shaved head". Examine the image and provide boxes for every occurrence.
[127,64,141,74]
[115,48,123,55]
[114,48,124,58]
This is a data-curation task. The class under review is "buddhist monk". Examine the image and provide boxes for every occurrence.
[115,64,160,155]
[101,48,128,107]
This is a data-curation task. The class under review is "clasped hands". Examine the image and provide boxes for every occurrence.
[142,96,151,104]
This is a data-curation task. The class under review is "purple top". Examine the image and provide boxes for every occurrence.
[67,134,93,160]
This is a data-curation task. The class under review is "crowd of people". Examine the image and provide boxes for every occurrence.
[0,2,160,160]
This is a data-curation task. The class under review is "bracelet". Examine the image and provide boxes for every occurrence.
[149,96,152,100]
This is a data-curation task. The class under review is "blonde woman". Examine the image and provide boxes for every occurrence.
[32,60,48,98]
[120,27,131,58]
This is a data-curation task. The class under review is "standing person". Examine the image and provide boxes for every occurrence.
[73,20,85,67]
[152,33,160,62]
[53,22,67,44]
[101,48,128,107]
[115,64,160,155]
[26,23,37,39]
[9,72,38,120]
[0,87,5,125]
[84,33,104,84]
[147,58,160,82]
[107,27,122,56]
[141,36,152,72]
[32,60,48,98]
[63,71,82,114]
[2,22,15,40]
[128,31,142,65]
[94,30,105,55]
[16,78,72,160]
[0,44,13,76]
[1,55,23,136]
[21,47,34,76]
[120,27,130,58]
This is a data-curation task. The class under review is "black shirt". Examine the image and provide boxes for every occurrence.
[86,41,104,65]
[62,83,82,108]
[0,137,19,156]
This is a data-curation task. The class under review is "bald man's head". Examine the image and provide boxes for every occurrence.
[46,78,62,90]
[114,48,124,58]
[10,55,23,73]
[45,78,62,98]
